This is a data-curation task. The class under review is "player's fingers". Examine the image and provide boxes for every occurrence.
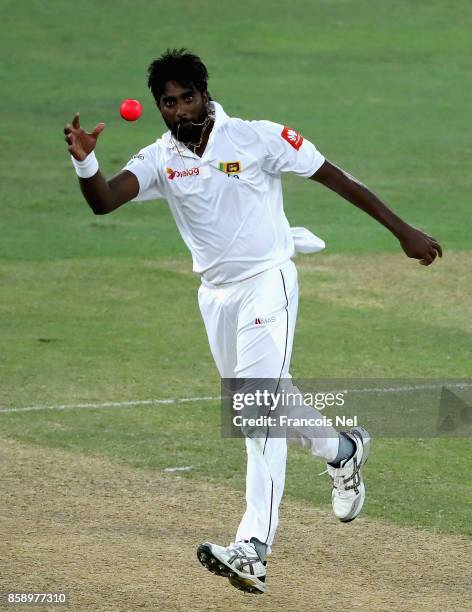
[64,123,72,135]
[91,122,105,138]
[420,253,433,266]
[426,234,443,255]
[64,134,73,145]
[72,112,80,129]
[431,241,443,258]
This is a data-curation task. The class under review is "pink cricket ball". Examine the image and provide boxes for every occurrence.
[119,99,143,122]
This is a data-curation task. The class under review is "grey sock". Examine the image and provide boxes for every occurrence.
[250,537,268,562]
[328,432,356,468]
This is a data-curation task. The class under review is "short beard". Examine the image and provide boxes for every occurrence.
[170,108,209,144]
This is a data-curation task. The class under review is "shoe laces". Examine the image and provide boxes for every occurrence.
[227,542,263,571]
[319,465,346,487]
[229,541,256,554]
[320,462,356,497]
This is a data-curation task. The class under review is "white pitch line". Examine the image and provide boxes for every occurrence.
[0,396,221,414]
[0,383,470,415]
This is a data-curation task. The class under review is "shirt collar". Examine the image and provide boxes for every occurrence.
[160,101,229,152]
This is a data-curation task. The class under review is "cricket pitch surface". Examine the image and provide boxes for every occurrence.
[0,438,470,611]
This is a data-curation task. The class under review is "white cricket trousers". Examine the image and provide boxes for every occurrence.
[198,259,339,552]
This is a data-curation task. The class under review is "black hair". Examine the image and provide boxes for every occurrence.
[147,48,209,102]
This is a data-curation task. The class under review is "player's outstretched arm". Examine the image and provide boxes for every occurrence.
[64,112,139,215]
[311,160,442,266]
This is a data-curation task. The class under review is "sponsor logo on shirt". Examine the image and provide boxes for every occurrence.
[127,153,145,166]
[281,126,304,151]
[166,167,200,180]
[255,316,276,325]
[219,161,241,174]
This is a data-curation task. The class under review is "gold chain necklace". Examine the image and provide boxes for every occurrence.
[185,115,213,154]
[171,108,215,167]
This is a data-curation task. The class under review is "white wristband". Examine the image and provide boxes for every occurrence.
[71,151,99,178]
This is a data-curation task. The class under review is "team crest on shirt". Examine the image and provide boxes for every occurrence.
[219,161,241,174]
[281,126,304,151]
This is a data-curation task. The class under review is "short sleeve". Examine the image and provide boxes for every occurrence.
[123,143,165,202]
[249,120,325,178]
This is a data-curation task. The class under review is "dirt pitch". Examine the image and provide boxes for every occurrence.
[0,438,470,611]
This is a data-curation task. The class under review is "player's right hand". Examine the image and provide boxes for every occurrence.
[64,112,105,161]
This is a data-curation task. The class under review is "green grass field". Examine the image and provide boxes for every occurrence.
[1,0,471,538]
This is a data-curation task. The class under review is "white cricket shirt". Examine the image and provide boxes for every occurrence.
[124,101,325,284]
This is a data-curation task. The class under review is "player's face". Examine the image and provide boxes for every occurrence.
[157,80,209,143]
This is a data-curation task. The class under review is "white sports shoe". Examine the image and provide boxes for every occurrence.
[197,540,267,594]
[327,427,371,522]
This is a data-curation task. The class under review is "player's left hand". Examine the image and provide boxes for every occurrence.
[398,226,442,266]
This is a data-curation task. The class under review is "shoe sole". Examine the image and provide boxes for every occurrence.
[228,575,265,594]
[339,426,371,523]
[196,543,265,594]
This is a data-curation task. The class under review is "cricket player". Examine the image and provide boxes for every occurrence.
[64,49,442,595]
